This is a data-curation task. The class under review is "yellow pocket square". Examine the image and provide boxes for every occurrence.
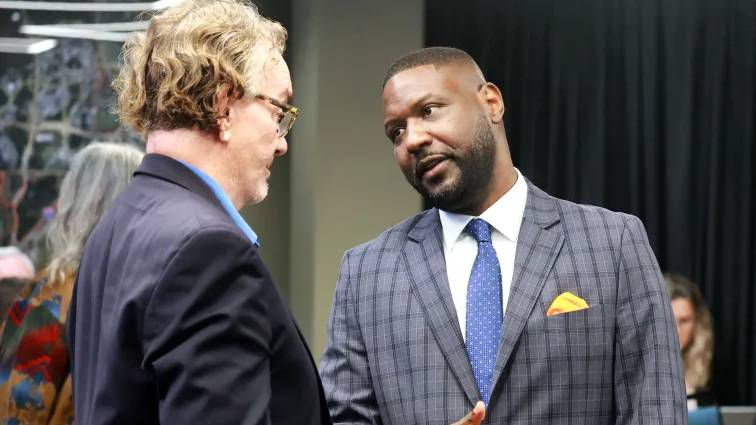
[546,292,590,317]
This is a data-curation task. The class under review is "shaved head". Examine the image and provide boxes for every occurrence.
[382,47,485,90]
[381,46,516,216]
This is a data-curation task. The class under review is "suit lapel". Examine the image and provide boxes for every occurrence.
[490,182,565,397]
[404,209,480,405]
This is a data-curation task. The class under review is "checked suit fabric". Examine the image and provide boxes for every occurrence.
[320,180,688,424]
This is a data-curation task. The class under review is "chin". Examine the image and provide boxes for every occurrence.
[247,182,270,205]
[422,175,460,200]
[424,180,479,213]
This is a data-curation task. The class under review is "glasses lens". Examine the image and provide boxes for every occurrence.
[279,112,295,137]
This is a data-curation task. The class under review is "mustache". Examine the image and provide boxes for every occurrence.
[414,150,453,180]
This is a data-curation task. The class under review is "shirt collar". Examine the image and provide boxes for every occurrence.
[178,161,260,247]
[439,168,528,251]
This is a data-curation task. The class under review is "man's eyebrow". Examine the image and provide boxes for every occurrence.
[384,118,402,134]
[383,94,438,130]
[408,94,435,109]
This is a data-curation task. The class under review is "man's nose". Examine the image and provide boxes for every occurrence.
[404,120,432,153]
[275,136,288,157]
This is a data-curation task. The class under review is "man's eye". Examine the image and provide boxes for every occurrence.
[390,127,404,143]
[423,105,437,117]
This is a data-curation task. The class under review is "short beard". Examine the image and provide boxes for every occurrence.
[414,116,497,214]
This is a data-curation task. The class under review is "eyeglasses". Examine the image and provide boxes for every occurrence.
[254,93,300,138]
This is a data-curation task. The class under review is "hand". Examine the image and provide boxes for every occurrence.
[451,401,485,425]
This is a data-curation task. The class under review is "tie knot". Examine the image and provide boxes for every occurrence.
[465,218,492,242]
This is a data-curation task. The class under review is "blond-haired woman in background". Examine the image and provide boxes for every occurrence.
[665,272,715,410]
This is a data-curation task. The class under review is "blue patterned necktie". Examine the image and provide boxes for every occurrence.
[465,218,503,405]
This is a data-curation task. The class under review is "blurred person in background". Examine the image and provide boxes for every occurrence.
[665,272,715,410]
[0,246,35,314]
[0,142,143,424]
[0,247,35,281]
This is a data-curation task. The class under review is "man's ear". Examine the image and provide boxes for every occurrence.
[216,85,233,142]
[218,114,231,142]
[480,82,505,124]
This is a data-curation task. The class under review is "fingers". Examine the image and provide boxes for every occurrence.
[451,401,486,425]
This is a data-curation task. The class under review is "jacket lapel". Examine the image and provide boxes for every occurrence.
[490,182,564,398]
[404,209,480,405]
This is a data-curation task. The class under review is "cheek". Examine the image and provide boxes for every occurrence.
[439,116,470,141]
[250,133,276,157]
[678,323,694,345]
[394,147,410,167]
[394,150,417,180]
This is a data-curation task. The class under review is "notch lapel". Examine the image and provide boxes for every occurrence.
[490,183,565,397]
[404,209,480,405]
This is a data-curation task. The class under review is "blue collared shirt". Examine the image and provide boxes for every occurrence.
[179,161,260,247]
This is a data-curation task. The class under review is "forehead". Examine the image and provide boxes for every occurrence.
[384,65,459,101]
[383,63,482,122]
[671,298,695,316]
[261,54,293,99]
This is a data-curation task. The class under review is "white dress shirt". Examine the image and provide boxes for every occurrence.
[439,168,528,340]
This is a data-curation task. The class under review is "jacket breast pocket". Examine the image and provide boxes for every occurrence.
[528,302,615,361]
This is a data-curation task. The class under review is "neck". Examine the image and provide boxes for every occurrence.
[467,134,518,216]
[146,128,244,210]
[468,165,518,216]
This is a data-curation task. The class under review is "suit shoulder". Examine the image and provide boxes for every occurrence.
[545,193,647,249]
[345,210,431,258]
[114,176,241,238]
[523,181,639,234]
[553,196,636,226]
[84,176,250,275]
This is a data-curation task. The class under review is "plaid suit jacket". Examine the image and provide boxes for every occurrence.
[320,181,687,424]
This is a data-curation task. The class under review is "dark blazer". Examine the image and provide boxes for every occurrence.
[320,181,687,424]
[68,154,331,425]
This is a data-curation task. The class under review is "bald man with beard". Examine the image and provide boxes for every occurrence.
[320,47,687,425]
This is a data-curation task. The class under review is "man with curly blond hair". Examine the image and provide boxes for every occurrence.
[67,1,331,424]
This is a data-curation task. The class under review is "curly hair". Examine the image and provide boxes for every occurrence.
[113,0,287,135]
[664,273,714,392]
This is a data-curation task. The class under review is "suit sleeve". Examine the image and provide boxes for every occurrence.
[142,228,273,425]
[319,251,382,425]
[613,215,688,424]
